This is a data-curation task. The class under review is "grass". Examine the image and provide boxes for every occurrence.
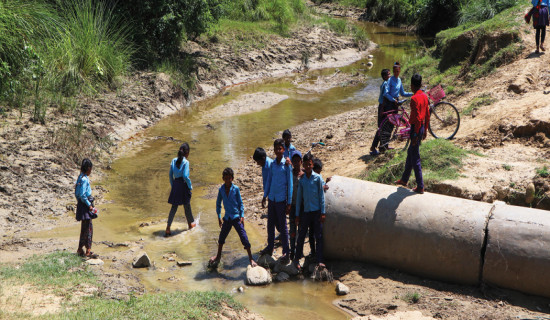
[536,166,550,178]
[46,291,244,320]
[398,291,422,303]
[462,93,495,115]
[502,164,512,171]
[0,251,97,288]
[0,252,246,320]
[364,139,471,188]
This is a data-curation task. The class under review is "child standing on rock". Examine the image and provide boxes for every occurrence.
[289,150,304,260]
[294,153,326,269]
[395,74,430,194]
[253,147,273,197]
[209,168,257,267]
[283,129,296,161]
[75,158,97,258]
[165,143,195,237]
[261,139,292,263]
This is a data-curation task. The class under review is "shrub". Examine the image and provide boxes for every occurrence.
[459,0,518,25]
[416,0,467,36]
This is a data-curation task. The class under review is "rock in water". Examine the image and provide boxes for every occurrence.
[367,54,374,59]
[281,263,299,276]
[275,272,290,282]
[336,282,350,295]
[246,265,272,285]
[257,254,276,269]
[132,252,151,268]
[366,61,373,67]
[86,259,104,266]
[176,261,192,267]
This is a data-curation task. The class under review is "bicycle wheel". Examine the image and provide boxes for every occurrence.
[429,101,460,140]
[378,117,399,150]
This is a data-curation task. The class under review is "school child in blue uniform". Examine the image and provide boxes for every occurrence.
[165,143,195,237]
[253,147,273,195]
[370,69,391,156]
[294,153,326,269]
[209,168,257,267]
[282,129,296,161]
[261,139,292,262]
[75,158,97,258]
[289,150,304,260]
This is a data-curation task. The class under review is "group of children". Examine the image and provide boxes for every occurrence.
[370,62,430,194]
[206,128,329,270]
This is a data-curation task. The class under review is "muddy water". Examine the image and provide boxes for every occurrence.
[43,23,422,319]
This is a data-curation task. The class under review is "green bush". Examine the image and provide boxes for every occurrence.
[459,0,518,25]
[416,0,467,36]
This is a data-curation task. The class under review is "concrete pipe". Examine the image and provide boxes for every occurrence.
[483,203,550,298]
[324,176,493,285]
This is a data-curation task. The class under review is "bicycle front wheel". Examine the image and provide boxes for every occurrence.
[378,117,399,150]
[429,101,460,139]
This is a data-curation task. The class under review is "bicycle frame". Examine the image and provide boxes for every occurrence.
[377,105,412,141]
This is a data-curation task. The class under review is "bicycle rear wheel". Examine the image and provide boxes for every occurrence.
[429,101,460,140]
[378,117,399,150]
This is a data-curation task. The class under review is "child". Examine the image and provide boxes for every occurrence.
[370,69,391,156]
[395,74,430,194]
[313,158,331,191]
[380,62,413,152]
[209,168,257,267]
[253,147,273,199]
[261,139,292,262]
[294,153,326,269]
[289,150,304,260]
[75,158,97,258]
[165,143,195,237]
[282,129,296,161]
[525,0,549,53]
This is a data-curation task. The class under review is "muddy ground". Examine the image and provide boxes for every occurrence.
[1,3,550,320]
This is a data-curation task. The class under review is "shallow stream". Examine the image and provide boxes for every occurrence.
[42,22,422,319]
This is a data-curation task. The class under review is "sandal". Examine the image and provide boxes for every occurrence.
[208,257,220,268]
[369,149,380,156]
[85,252,99,259]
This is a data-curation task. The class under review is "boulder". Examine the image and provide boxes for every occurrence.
[281,263,299,276]
[275,272,290,282]
[246,265,272,286]
[86,259,104,266]
[336,282,350,295]
[257,254,276,269]
[132,252,151,268]
[176,260,192,267]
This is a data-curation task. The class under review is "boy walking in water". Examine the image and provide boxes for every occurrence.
[370,69,391,156]
[261,139,292,262]
[209,168,257,267]
[294,153,326,269]
[395,74,430,194]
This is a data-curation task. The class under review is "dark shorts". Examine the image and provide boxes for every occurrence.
[168,178,192,206]
[218,218,251,249]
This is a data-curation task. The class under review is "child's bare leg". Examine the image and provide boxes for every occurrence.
[246,247,257,267]
[209,244,223,266]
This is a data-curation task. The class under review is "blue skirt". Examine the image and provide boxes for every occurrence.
[168,178,192,206]
[537,6,549,27]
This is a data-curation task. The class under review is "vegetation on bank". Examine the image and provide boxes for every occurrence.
[0,251,244,320]
[363,139,472,188]
[313,0,518,36]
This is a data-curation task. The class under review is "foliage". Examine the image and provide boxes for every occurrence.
[537,166,550,178]
[416,0,467,36]
[459,0,518,25]
[48,291,243,320]
[462,93,495,115]
[365,139,471,188]
[0,251,96,288]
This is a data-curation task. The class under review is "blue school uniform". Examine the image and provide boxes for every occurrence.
[383,76,413,102]
[262,157,274,194]
[284,143,296,159]
[216,183,250,248]
[168,157,192,206]
[75,173,93,221]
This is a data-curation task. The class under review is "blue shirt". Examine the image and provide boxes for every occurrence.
[533,0,548,6]
[283,143,296,159]
[296,172,325,216]
[75,173,92,207]
[216,183,244,221]
[383,76,413,102]
[264,157,293,203]
[261,157,274,194]
[169,157,192,190]
[378,80,388,104]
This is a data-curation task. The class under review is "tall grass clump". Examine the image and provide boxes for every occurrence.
[47,0,133,95]
[0,0,57,110]
[459,0,518,25]
[365,139,470,187]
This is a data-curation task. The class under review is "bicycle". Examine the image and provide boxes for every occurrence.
[305,141,325,155]
[376,85,460,151]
